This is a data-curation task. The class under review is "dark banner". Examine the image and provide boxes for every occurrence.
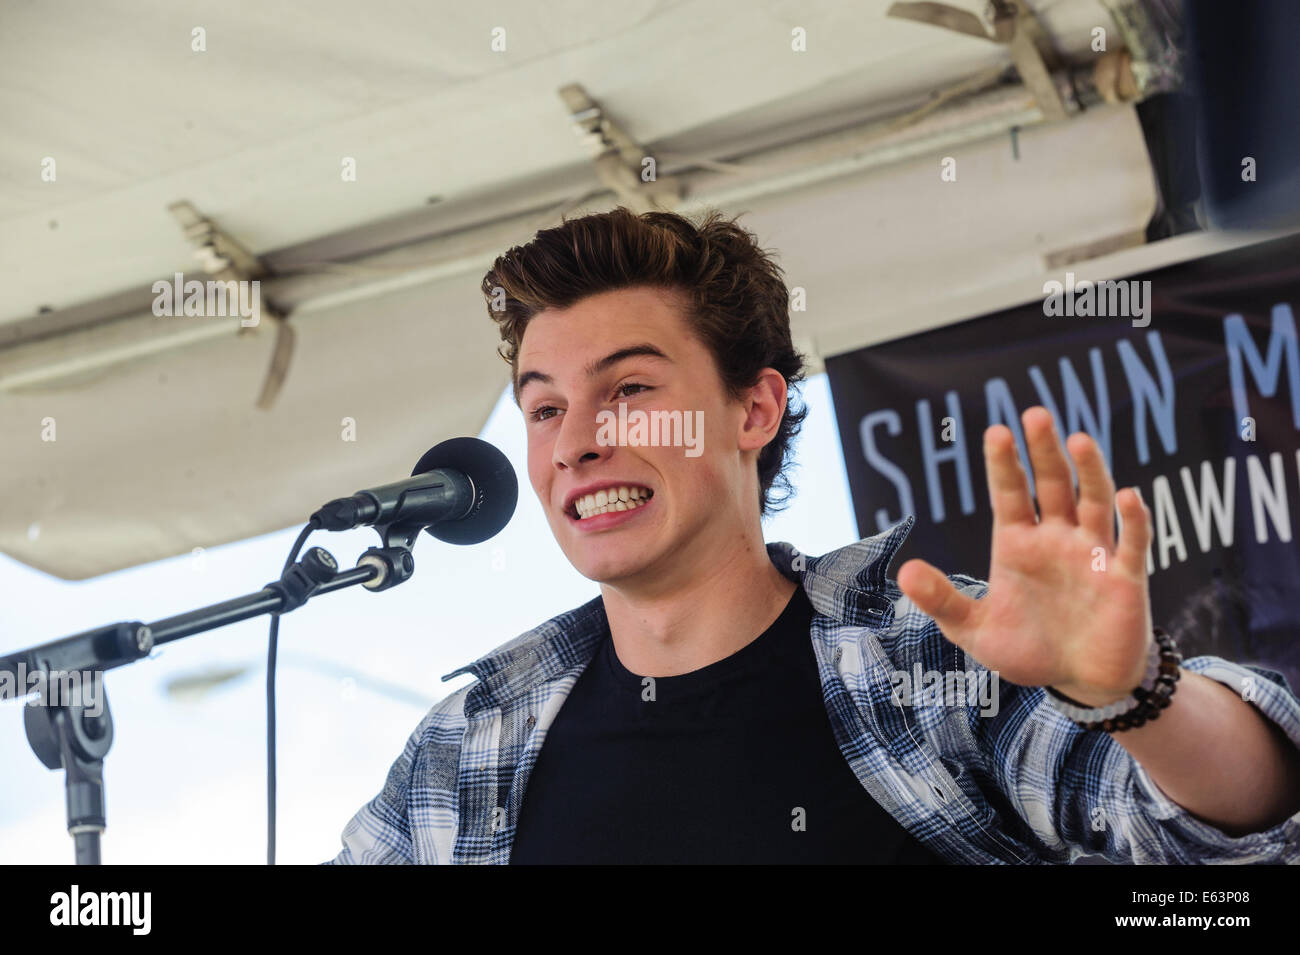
[826,233,1300,691]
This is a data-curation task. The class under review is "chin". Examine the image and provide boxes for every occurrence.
[561,534,662,584]
[568,549,651,584]
[550,506,667,583]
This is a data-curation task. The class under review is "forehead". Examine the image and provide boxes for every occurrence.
[517,286,690,360]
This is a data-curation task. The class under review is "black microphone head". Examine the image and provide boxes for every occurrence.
[411,437,518,545]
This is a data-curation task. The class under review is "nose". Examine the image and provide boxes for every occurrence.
[553,399,613,472]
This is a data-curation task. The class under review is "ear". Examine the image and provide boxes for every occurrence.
[737,368,787,453]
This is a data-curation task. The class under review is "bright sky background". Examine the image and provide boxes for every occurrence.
[0,373,858,864]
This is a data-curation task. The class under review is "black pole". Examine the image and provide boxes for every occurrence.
[4,545,380,864]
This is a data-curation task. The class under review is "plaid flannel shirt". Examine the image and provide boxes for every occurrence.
[325,515,1300,864]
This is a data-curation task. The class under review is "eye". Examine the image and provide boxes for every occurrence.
[528,405,560,422]
[615,382,651,399]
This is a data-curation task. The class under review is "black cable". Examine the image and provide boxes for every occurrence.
[268,521,317,866]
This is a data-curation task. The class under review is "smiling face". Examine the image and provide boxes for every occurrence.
[516,285,779,589]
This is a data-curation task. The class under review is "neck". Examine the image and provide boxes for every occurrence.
[598,523,799,677]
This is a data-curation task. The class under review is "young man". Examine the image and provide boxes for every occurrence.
[327,207,1300,864]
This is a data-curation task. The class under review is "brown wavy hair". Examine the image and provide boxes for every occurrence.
[481,205,807,515]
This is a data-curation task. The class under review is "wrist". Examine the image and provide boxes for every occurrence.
[1048,682,1135,709]
[1051,651,1153,708]
[1045,628,1183,733]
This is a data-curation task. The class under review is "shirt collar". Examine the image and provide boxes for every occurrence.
[440,515,916,715]
[768,514,914,630]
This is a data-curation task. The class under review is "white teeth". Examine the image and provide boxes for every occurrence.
[571,485,653,519]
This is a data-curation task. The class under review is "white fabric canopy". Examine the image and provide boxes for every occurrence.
[1,1,1205,578]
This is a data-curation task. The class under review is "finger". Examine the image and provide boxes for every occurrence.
[984,424,1036,526]
[1067,431,1116,550]
[897,558,977,649]
[1022,407,1077,523]
[1115,487,1151,573]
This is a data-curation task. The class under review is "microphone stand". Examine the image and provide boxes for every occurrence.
[3,530,422,865]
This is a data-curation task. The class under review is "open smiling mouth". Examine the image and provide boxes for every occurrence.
[568,486,654,521]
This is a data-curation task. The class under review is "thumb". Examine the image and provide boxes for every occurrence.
[897,558,977,650]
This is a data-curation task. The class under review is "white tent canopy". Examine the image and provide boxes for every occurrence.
[0,0,1254,579]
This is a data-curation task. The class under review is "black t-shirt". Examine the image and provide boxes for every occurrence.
[509,585,947,864]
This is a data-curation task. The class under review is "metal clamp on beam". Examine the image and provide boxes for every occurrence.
[166,200,295,410]
[557,83,682,214]
[887,0,1070,121]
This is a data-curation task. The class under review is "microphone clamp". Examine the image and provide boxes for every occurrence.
[265,546,339,614]
[357,546,415,592]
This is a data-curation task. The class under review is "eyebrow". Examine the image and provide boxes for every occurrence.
[515,343,672,402]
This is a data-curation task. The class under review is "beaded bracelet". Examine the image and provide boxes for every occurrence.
[1044,627,1182,733]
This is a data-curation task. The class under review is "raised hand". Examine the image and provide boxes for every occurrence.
[897,406,1154,707]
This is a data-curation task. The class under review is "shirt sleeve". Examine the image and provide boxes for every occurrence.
[322,689,465,865]
[979,654,1300,864]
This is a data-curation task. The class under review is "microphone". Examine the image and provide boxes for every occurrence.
[310,437,518,545]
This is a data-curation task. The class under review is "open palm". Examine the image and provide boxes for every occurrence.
[897,407,1154,707]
